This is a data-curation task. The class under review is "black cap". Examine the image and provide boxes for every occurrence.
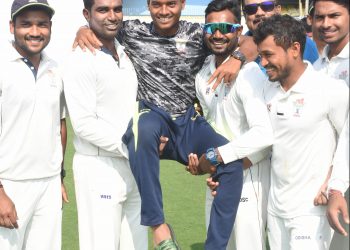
[11,0,55,20]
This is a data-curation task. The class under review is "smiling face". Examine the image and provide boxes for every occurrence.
[83,0,123,42]
[313,0,349,47]
[204,9,242,61]
[10,9,51,60]
[243,0,281,32]
[148,0,185,37]
[258,35,296,83]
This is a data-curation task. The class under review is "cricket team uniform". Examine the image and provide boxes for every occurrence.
[263,62,349,250]
[63,40,147,250]
[313,42,349,86]
[313,42,349,250]
[196,58,273,250]
[119,20,244,250]
[0,42,65,250]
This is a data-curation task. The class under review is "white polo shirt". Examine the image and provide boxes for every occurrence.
[63,39,138,159]
[195,56,273,164]
[264,62,349,218]
[0,42,65,181]
[313,42,349,86]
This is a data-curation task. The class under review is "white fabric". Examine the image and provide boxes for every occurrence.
[206,158,270,250]
[0,42,65,180]
[73,154,147,250]
[267,214,332,250]
[0,176,62,250]
[328,115,349,195]
[313,42,349,86]
[63,39,146,250]
[196,56,273,250]
[195,57,273,164]
[63,40,138,159]
[263,62,349,218]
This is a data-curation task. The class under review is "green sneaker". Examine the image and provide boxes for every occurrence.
[154,223,180,250]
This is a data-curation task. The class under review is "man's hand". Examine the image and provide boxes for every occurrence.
[327,190,349,236]
[159,136,168,156]
[207,177,219,197]
[187,153,217,175]
[0,189,18,229]
[243,157,253,170]
[61,182,69,204]
[208,57,242,91]
[314,182,329,206]
[73,26,103,54]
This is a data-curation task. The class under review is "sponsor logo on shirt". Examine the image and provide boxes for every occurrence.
[100,194,112,200]
[339,70,348,81]
[267,103,272,112]
[240,197,249,202]
[295,235,311,240]
[293,98,304,117]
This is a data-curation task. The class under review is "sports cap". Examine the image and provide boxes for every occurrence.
[11,0,55,20]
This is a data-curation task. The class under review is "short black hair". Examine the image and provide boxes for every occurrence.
[205,0,241,24]
[83,0,94,10]
[253,14,306,55]
[314,0,349,13]
[301,16,312,33]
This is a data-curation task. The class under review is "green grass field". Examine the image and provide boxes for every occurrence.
[61,120,208,250]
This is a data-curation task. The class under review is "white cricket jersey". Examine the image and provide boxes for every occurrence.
[195,56,273,164]
[63,39,138,158]
[313,42,349,86]
[328,115,349,194]
[264,62,349,218]
[0,42,65,180]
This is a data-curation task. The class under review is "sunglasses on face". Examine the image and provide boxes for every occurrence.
[243,1,275,15]
[203,22,242,35]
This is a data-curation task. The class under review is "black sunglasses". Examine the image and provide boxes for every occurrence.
[243,1,275,15]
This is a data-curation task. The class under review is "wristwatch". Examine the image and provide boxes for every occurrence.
[231,50,246,68]
[60,169,66,180]
[205,148,220,166]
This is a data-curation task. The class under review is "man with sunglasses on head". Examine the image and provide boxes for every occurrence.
[190,1,273,249]
[242,0,319,71]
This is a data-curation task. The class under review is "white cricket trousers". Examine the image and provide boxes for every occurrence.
[267,213,333,250]
[206,159,270,250]
[73,153,147,250]
[0,175,62,250]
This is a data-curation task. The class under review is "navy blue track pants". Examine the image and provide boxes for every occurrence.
[122,100,243,250]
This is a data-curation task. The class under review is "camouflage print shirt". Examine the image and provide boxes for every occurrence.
[118,20,208,115]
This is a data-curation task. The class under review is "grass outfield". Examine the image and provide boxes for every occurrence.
[62,120,208,250]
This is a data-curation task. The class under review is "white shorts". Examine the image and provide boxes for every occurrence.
[0,175,62,250]
[73,153,147,250]
[206,158,270,250]
[267,213,332,250]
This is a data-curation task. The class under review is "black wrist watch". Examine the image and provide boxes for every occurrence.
[231,50,246,68]
[205,148,220,166]
[60,169,66,180]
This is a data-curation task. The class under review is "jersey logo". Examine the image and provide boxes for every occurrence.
[293,98,304,117]
[339,70,348,81]
[174,38,188,54]
[267,103,272,112]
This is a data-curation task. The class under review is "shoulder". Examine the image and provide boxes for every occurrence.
[196,55,214,84]
[123,19,151,33]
